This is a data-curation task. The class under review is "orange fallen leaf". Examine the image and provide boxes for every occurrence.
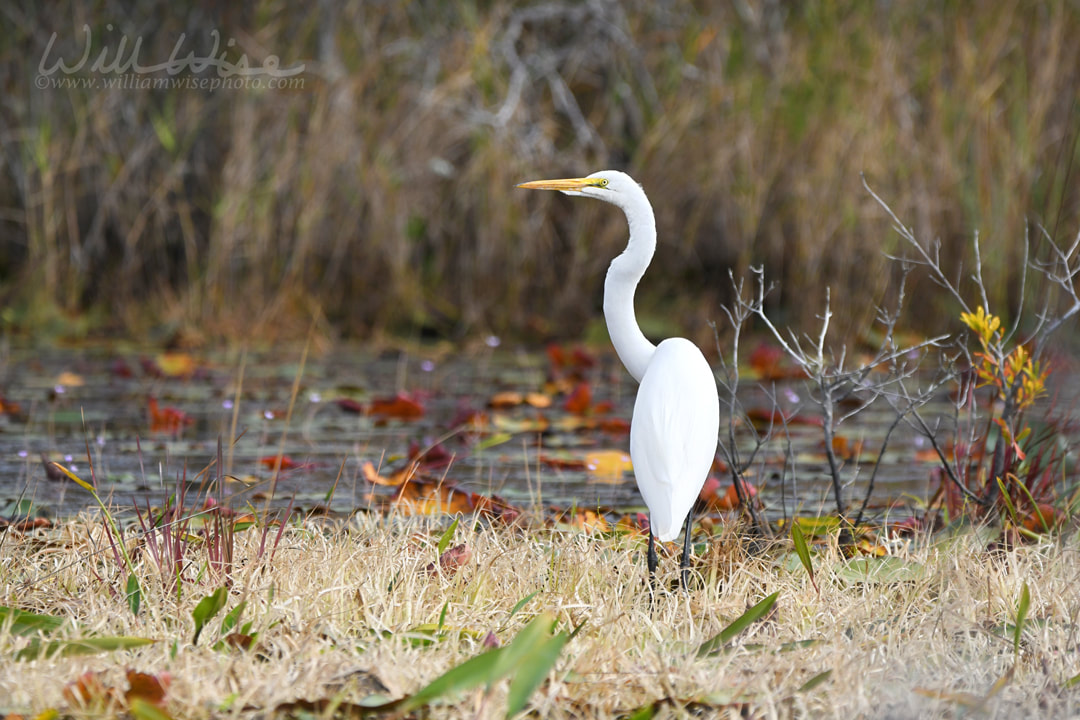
[585,450,632,480]
[525,392,552,408]
[489,391,524,408]
[699,477,758,511]
[361,460,417,487]
[259,455,299,471]
[55,371,85,387]
[156,352,197,378]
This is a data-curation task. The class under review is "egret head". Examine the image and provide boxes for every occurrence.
[517,170,644,209]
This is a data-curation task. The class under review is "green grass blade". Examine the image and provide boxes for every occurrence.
[220,600,248,635]
[192,587,229,645]
[997,477,1019,525]
[696,592,779,658]
[129,697,174,720]
[492,612,558,683]
[1014,582,1030,656]
[791,521,817,592]
[798,669,833,692]
[16,635,156,661]
[507,591,539,622]
[437,517,460,556]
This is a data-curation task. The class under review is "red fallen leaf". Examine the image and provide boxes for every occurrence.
[110,358,134,378]
[616,512,650,535]
[570,347,597,368]
[699,477,758,511]
[408,441,454,470]
[564,383,592,414]
[748,343,806,380]
[0,396,22,415]
[259,455,299,471]
[336,398,365,414]
[367,392,425,420]
[361,460,417,487]
[425,543,471,576]
[710,455,730,473]
[125,669,170,706]
[148,397,194,435]
[539,455,588,471]
[887,516,923,537]
[597,417,631,434]
[546,343,567,369]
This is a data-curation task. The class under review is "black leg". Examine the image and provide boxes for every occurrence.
[680,510,694,590]
[647,530,658,597]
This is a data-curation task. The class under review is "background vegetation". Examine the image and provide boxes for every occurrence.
[2,0,1079,346]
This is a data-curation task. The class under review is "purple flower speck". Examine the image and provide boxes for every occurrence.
[784,388,800,404]
[17,450,27,458]
[222,399,234,410]
[485,335,501,348]
[421,360,435,372]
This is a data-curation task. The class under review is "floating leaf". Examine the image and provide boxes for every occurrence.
[584,450,632,480]
[55,371,85,387]
[367,393,425,420]
[564,383,593,414]
[155,352,197,378]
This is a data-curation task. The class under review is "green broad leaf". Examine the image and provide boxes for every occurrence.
[696,592,779,657]
[437,517,460,556]
[834,556,924,585]
[1014,582,1030,656]
[126,572,142,616]
[0,606,66,636]
[16,635,156,661]
[799,669,833,692]
[505,631,570,718]
[220,600,248,635]
[791,521,817,592]
[398,645,505,711]
[192,587,229,645]
[491,613,558,683]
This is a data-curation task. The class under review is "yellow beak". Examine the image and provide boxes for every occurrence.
[516,177,603,191]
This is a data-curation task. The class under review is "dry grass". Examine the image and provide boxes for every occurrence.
[3,1,1079,344]
[3,511,1080,718]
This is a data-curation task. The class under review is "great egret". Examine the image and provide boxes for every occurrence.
[517,170,720,589]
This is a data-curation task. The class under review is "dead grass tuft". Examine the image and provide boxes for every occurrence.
[4,512,1080,717]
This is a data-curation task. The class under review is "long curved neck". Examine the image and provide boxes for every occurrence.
[603,193,657,383]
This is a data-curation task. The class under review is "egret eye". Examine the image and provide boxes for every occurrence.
[598,179,609,187]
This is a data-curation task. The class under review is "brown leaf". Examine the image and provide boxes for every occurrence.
[367,393,425,420]
[125,669,170,706]
[425,543,471,576]
[563,382,592,414]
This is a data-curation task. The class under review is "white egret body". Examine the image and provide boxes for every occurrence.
[518,170,720,585]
